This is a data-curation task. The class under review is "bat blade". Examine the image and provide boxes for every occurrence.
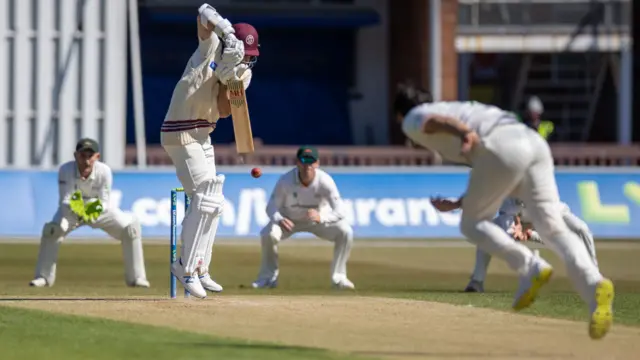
[227,80,254,155]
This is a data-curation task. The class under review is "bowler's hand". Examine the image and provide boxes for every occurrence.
[461,131,480,157]
[279,218,294,232]
[430,197,461,212]
[307,209,321,223]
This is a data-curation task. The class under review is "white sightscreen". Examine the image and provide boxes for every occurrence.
[0,0,127,168]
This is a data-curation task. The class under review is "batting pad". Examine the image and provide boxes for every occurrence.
[180,174,225,274]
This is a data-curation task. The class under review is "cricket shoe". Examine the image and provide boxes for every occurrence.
[252,278,278,289]
[29,278,49,287]
[171,259,207,299]
[198,273,223,293]
[332,277,355,290]
[129,278,150,288]
[512,257,553,311]
[589,278,614,340]
[464,279,484,293]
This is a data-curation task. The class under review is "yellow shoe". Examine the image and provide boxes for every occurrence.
[513,264,553,311]
[589,278,614,340]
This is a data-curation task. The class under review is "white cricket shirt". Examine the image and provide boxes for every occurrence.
[161,33,253,146]
[402,101,519,165]
[58,161,112,211]
[266,168,346,224]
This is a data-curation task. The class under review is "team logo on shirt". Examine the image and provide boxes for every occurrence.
[209,61,217,70]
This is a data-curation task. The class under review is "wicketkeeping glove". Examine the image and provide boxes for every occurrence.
[83,199,104,223]
[69,190,86,219]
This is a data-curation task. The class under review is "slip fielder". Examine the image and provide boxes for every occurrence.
[431,196,598,292]
[30,138,149,288]
[160,3,259,298]
[252,146,355,290]
[395,82,613,340]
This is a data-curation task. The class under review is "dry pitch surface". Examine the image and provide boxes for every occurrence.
[4,296,640,359]
[2,240,639,359]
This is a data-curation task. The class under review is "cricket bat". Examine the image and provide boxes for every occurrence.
[227,80,255,158]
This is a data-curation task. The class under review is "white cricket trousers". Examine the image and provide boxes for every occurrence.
[256,220,354,284]
[471,210,599,283]
[162,137,219,274]
[469,213,516,283]
[34,207,145,286]
[460,123,603,305]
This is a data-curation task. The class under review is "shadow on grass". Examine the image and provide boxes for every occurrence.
[352,350,561,359]
[0,297,166,301]
[193,342,562,359]
[193,341,320,352]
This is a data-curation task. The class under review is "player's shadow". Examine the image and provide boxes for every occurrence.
[193,343,560,359]
[352,350,560,358]
[0,297,164,302]
[399,288,507,294]
[193,342,316,352]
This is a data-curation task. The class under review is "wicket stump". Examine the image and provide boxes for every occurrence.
[170,188,191,299]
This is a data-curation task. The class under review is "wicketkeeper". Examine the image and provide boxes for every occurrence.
[30,138,149,288]
[252,146,355,289]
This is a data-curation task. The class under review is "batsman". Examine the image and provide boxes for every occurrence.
[30,138,149,288]
[160,3,259,298]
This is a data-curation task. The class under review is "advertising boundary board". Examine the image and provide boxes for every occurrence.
[0,166,638,241]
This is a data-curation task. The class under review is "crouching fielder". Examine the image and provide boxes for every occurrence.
[467,200,598,292]
[432,197,597,292]
[519,201,598,264]
[252,146,355,289]
[160,3,259,298]
[30,138,149,288]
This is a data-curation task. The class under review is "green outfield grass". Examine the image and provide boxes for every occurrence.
[0,306,371,360]
[0,240,639,359]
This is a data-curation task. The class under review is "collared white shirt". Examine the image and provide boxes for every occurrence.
[266,168,345,224]
[58,160,112,210]
[402,101,519,165]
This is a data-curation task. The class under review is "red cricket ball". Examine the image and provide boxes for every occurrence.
[251,167,262,178]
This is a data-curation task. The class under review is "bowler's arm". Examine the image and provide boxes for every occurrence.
[421,115,472,138]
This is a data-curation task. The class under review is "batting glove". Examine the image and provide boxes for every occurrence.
[198,3,242,62]
[216,63,249,85]
[221,35,245,66]
[198,4,233,35]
